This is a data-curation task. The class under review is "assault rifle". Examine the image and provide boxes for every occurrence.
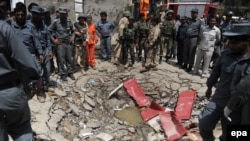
[74,22,86,41]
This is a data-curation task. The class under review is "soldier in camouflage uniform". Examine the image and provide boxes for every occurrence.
[113,11,131,65]
[140,18,160,72]
[73,13,89,70]
[122,16,137,68]
[136,13,150,62]
[159,10,176,63]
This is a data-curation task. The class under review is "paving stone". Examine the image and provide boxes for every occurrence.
[86,120,101,129]
[171,82,181,91]
[128,127,136,133]
[69,103,80,116]
[96,133,114,141]
[79,128,93,138]
[84,95,96,107]
[83,103,93,111]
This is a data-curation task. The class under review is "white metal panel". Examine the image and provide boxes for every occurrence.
[177,4,205,18]
[75,3,83,13]
[177,0,210,2]
[11,0,24,11]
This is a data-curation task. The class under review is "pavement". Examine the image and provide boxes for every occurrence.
[9,33,222,140]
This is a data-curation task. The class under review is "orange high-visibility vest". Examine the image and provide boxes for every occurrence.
[140,0,149,19]
[88,22,98,45]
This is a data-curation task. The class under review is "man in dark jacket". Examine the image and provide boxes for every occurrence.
[199,23,250,141]
[176,16,188,66]
[224,27,250,124]
[0,15,42,141]
[224,71,250,125]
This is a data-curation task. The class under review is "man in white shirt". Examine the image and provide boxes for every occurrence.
[193,17,221,77]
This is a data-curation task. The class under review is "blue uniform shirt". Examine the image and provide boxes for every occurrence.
[12,21,43,55]
[48,19,74,42]
[0,21,41,82]
[207,49,250,106]
[27,21,52,53]
[96,20,115,37]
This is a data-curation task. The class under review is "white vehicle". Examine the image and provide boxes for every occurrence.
[161,1,219,18]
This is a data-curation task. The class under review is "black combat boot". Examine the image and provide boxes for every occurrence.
[186,65,193,72]
[68,73,75,80]
[159,56,162,64]
[182,64,187,70]
[61,75,67,81]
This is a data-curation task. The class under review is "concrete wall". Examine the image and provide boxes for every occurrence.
[83,0,130,23]
[25,0,130,24]
[25,0,77,21]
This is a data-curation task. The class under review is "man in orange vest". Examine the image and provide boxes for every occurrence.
[85,14,98,70]
[140,0,149,19]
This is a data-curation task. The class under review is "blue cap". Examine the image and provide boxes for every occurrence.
[58,7,68,14]
[30,6,44,14]
[191,8,199,13]
[223,23,250,37]
[43,7,50,13]
[180,16,187,20]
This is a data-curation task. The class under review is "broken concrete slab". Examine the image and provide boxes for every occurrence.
[86,120,101,129]
[83,103,93,111]
[96,133,114,141]
[79,128,93,138]
[84,95,95,107]
[68,103,80,116]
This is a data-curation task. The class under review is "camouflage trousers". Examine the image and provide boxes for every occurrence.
[72,42,86,68]
[160,36,173,58]
[122,40,135,64]
[138,37,148,61]
[145,44,159,67]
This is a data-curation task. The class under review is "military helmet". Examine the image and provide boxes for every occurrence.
[128,15,135,20]
[58,7,68,14]
[227,11,234,16]
[43,7,50,13]
[162,7,169,12]
[166,9,174,15]
[123,10,131,17]
[78,13,87,20]
[223,23,250,37]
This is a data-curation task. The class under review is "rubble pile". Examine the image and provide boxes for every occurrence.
[35,64,211,141]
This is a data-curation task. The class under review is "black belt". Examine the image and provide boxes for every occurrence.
[187,35,198,39]
[101,36,110,38]
[0,80,20,90]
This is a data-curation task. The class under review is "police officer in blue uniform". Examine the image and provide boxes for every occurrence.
[0,10,42,141]
[49,7,75,81]
[199,23,250,141]
[12,2,45,103]
[182,8,202,72]
[28,6,52,92]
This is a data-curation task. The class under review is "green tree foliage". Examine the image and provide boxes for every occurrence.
[223,0,250,17]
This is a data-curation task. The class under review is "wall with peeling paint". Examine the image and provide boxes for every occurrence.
[25,0,130,24]
[83,0,130,23]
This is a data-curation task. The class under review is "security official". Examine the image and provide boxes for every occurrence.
[73,13,89,70]
[12,2,45,103]
[199,23,250,141]
[49,7,75,81]
[122,15,137,68]
[0,17,42,141]
[182,8,202,72]
[28,6,52,93]
[159,9,176,64]
[136,13,150,62]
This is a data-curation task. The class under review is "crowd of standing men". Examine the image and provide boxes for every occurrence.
[1,0,250,140]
